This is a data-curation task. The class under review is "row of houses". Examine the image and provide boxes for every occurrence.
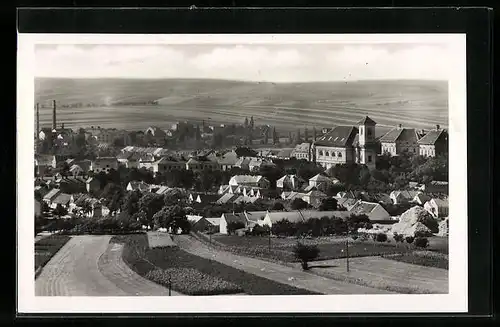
[39,188,109,218]
[288,117,448,171]
[189,207,385,235]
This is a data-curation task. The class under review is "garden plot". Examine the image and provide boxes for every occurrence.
[147,231,177,249]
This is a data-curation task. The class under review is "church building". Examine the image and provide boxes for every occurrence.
[312,116,378,170]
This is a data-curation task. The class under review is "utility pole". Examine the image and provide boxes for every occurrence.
[268,227,271,251]
[346,238,350,272]
[168,273,172,296]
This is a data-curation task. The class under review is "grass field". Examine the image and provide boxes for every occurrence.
[34,234,71,276]
[208,234,413,263]
[112,233,319,295]
[383,251,448,270]
[35,78,448,132]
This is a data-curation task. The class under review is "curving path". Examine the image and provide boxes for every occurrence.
[35,235,182,296]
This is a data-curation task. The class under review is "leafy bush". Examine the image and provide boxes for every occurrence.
[414,237,429,248]
[251,224,270,236]
[373,233,388,242]
[290,198,310,210]
[227,221,245,234]
[405,236,415,244]
[393,233,404,243]
[293,242,320,270]
[271,219,297,237]
[270,202,285,211]
[145,268,243,295]
[346,214,372,233]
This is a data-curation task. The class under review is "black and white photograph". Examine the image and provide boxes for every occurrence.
[18,33,467,313]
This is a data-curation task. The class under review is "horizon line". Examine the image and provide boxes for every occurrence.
[35,76,448,83]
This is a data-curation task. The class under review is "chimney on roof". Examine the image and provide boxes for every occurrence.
[436,124,440,130]
[398,124,402,129]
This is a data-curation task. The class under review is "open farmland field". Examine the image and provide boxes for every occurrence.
[35,78,448,133]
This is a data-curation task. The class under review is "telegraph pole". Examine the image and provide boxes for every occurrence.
[268,227,271,251]
[168,273,172,296]
[346,239,350,272]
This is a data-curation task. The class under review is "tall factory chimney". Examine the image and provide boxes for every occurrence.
[36,103,40,141]
[52,100,57,130]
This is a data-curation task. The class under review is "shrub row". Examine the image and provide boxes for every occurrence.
[47,216,142,235]
[270,215,372,238]
[145,268,243,295]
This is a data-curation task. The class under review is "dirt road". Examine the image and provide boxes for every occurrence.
[35,235,182,296]
[173,235,393,295]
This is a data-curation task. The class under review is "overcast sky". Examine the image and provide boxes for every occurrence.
[35,43,452,82]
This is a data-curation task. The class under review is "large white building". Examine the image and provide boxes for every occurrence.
[312,116,378,170]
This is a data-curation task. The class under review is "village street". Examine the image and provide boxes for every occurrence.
[35,235,181,296]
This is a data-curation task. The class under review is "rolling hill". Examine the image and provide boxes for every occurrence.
[34,78,448,134]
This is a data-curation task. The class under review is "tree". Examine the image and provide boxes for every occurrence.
[259,164,284,189]
[81,201,93,217]
[138,193,165,230]
[61,162,70,177]
[250,116,254,130]
[235,146,258,158]
[122,190,141,217]
[244,117,249,128]
[293,242,320,270]
[227,221,245,235]
[295,128,301,144]
[414,237,429,248]
[346,214,372,234]
[271,219,297,236]
[393,233,404,243]
[96,171,108,191]
[41,201,50,214]
[251,224,270,236]
[318,198,338,211]
[272,126,278,144]
[270,202,285,211]
[373,233,388,242]
[53,204,68,218]
[290,198,310,210]
[325,183,346,196]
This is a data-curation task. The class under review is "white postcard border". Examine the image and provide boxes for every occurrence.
[17,33,467,313]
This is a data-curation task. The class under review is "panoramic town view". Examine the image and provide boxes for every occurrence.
[34,43,449,296]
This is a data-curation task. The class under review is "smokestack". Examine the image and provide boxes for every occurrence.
[52,100,57,130]
[436,124,440,130]
[36,103,40,142]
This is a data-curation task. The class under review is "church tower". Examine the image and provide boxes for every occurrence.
[357,116,377,170]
